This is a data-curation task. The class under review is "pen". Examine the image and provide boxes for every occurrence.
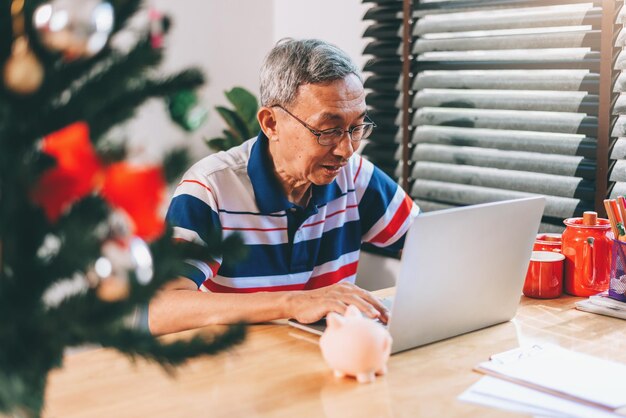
[609,199,626,240]
[603,199,620,239]
[617,197,626,242]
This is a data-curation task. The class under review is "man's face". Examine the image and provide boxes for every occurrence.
[271,73,366,186]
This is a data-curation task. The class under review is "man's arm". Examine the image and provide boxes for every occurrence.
[148,278,389,335]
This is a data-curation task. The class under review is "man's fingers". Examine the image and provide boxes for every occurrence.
[327,300,348,316]
[368,295,390,323]
[339,294,381,319]
[350,286,390,321]
[329,282,390,322]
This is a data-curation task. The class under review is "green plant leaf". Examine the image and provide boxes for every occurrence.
[216,106,249,140]
[222,129,243,148]
[225,87,258,125]
[205,137,229,152]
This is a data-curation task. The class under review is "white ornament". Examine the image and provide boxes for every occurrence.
[33,0,114,60]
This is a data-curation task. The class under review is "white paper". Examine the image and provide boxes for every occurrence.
[459,377,623,418]
[477,344,626,410]
[576,299,626,320]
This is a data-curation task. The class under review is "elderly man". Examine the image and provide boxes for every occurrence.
[149,39,419,335]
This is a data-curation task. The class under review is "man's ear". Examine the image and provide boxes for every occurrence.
[257,107,279,140]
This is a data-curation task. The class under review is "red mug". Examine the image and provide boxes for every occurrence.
[523,251,565,299]
[533,233,562,253]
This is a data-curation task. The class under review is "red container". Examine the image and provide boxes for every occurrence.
[533,233,562,253]
[562,217,613,297]
[523,251,565,299]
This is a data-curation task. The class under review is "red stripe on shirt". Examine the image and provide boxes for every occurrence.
[201,279,307,293]
[222,226,288,232]
[353,156,363,183]
[178,179,220,210]
[208,260,220,277]
[200,261,358,293]
[178,179,212,192]
[304,261,358,290]
[370,195,413,244]
[301,205,359,228]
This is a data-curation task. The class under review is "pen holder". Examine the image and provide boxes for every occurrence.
[609,239,626,302]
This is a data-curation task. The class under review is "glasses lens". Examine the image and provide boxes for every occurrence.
[318,129,344,146]
[352,124,374,141]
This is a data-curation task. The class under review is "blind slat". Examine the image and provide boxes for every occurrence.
[411,89,598,114]
[412,126,596,157]
[412,143,596,178]
[414,69,599,92]
[413,108,597,135]
[412,161,594,199]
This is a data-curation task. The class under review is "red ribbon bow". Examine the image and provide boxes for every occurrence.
[31,122,166,241]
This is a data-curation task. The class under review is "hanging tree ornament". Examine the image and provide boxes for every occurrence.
[3,0,45,95]
[92,236,154,302]
[33,0,115,61]
[148,7,164,49]
[168,89,208,132]
[89,212,154,302]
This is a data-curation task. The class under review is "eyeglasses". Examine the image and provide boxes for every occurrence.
[273,105,376,147]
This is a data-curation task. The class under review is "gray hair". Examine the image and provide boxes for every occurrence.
[259,38,362,107]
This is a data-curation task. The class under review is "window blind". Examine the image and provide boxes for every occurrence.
[610,3,626,199]
[362,1,403,179]
[361,0,619,232]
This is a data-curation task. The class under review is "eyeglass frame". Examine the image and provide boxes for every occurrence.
[271,105,377,146]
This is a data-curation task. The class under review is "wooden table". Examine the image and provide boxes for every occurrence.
[43,294,626,418]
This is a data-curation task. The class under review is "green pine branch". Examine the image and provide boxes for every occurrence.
[162,148,191,183]
[111,0,143,33]
[38,37,164,139]
[0,2,11,67]
[0,369,46,418]
[97,324,246,371]
[40,197,111,293]
[89,68,205,138]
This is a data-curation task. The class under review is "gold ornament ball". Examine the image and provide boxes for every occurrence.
[96,275,130,302]
[3,37,44,95]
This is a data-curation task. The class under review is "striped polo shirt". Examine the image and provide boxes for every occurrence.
[166,132,419,293]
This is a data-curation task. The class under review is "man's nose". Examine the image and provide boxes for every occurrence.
[333,134,356,159]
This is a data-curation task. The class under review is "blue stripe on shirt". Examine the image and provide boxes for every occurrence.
[181,261,208,287]
[218,221,362,277]
[166,194,222,244]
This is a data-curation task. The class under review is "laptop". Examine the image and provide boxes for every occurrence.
[288,196,545,354]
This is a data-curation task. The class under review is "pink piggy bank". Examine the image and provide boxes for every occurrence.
[319,305,392,383]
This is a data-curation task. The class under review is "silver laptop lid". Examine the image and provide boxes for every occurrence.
[388,197,545,354]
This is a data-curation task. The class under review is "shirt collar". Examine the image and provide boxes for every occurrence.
[247,131,343,213]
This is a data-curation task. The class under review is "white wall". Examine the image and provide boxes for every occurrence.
[126,0,274,163]
[272,0,370,68]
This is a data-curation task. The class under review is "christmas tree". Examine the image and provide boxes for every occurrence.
[0,0,245,416]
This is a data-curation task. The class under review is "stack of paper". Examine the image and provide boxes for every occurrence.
[459,344,626,417]
[575,291,626,320]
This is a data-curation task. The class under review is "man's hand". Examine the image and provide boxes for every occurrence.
[286,282,389,325]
